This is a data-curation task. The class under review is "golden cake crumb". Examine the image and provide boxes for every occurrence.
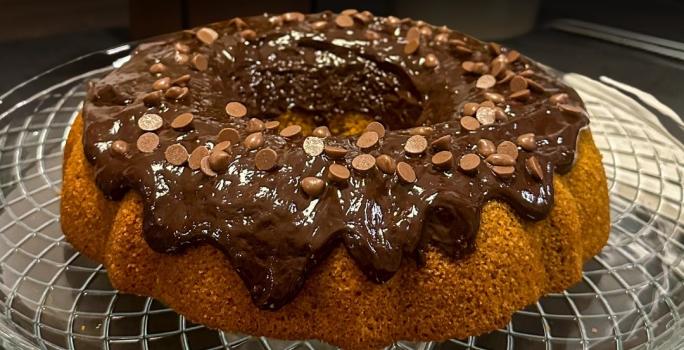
[61,114,609,349]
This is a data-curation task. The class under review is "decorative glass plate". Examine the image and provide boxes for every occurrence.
[0,45,682,350]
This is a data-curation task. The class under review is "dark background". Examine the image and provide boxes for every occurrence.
[1,0,682,136]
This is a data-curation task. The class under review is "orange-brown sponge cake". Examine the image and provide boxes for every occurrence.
[61,10,610,350]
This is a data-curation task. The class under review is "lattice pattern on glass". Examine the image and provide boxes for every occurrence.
[0,54,682,350]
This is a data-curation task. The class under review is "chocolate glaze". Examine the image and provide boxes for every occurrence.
[82,11,589,309]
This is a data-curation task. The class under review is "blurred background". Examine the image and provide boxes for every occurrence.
[0,0,682,134]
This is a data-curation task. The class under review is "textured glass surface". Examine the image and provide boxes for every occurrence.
[0,46,682,350]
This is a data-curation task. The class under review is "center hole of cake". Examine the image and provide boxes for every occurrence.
[254,46,425,135]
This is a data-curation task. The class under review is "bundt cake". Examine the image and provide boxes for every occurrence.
[61,10,610,349]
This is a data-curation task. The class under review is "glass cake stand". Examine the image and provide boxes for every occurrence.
[0,44,682,350]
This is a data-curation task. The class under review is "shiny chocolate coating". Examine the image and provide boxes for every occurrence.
[82,11,588,309]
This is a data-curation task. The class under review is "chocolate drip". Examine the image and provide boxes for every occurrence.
[82,11,589,309]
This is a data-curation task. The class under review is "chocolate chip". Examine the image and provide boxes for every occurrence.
[475,106,496,125]
[138,113,163,131]
[510,75,528,92]
[463,102,479,116]
[476,74,496,89]
[549,93,569,105]
[357,131,379,149]
[406,27,421,42]
[559,103,586,116]
[449,39,467,47]
[516,133,536,151]
[404,39,420,55]
[431,150,453,169]
[264,120,281,130]
[364,121,385,138]
[324,145,348,159]
[243,132,264,150]
[341,8,358,15]
[189,146,210,170]
[364,30,380,40]
[490,58,506,77]
[152,77,171,90]
[409,126,434,136]
[431,33,448,46]
[208,150,230,172]
[311,21,327,31]
[239,29,257,41]
[455,45,473,55]
[175,42,191,53]
[217,128,240,144]
[431,135,452,150]
[280,124,302,138]
[164,144,189,165]
[213,141,232,153]
[352,154,376,172]
[229,17,248,30]
[143,90,163,106]
[494,107,508,121]
[459,153,480,173]
[404,135,428,155]
[479,100,495,108]
[354,11,373,24]
[110,140,129,157]
[268,15,283,26]
[255,148,278,171]
[526,156,544,181]
[200,156,217,176]
[510,89,530,101]
[386,16,400,26]
[492,165,515,178]
[526,78,545,93]
[486,153,516,166]
[225,101,247,118]
[461,61,476,73]
[301,177,326,197]
[328,163,350,182]
[460,116,480,131]
[283,12,306,22]
[136,132,159,153]
[303,136,324,156]
[489,42,502,55]
[245,118,265,133]
[484,92,505,104]
[497,140,519,160]
[396,161,416,184]
[335,14,354,28]
[498,70,515,84]
[506,50,520,63]
[520,69,535,77]
[305,126,330,138]
[171,74,191,86]
[376,154,396,174]
[191,54,209,71]
[149,63,166,74]
[477,139,496,157]
[174,52,190,65]
[196,27,219,45]
[424,53,439,68]
[419,26,433,38]
[165,86,188,100]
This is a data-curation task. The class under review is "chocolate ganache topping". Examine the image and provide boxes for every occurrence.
[83,11,589,309]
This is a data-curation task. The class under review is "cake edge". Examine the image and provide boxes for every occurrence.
[61,114,610,350]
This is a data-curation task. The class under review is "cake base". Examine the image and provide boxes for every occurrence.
[61,115,609,350]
